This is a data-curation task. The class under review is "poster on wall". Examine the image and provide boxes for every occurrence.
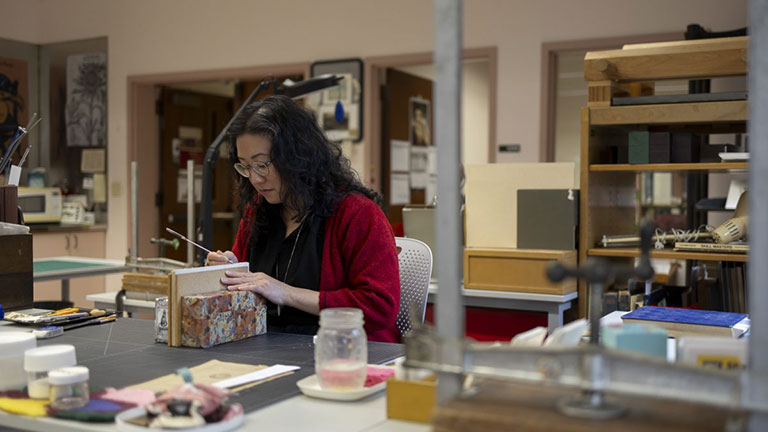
[309,59,364,143]
[409,97,431,147]
[0,57,28,160]
[66,52,106,147]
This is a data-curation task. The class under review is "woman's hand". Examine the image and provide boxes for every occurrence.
[206,250,237,266]
[221,270,319,315]
[221,271,293,306]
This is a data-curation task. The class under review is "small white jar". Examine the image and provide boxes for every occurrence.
[0,332,37,391]
[24,345,77,399]
[49,366,90,410]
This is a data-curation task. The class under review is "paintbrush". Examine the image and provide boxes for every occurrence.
[165,227,235,263]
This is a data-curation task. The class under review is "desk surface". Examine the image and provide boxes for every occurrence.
[0,319,413,432]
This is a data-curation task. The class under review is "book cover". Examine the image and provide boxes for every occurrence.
[622,306,748,338]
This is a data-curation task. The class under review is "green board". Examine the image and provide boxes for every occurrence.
[33,260,113,274]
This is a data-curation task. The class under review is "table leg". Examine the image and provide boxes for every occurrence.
[62,279,70,303]
[547,309,563,332]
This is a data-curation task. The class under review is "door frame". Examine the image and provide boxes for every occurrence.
[539,32,682,162]
[363,47,498,193]
[126,62,310,257]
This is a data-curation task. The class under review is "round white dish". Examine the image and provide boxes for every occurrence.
[296,366,392,401]
[115,404,243,432]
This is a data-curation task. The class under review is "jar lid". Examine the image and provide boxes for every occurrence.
[24,345,77,372]
[48,366,89,385]
[0,332,36,355]
[319,308,364,327]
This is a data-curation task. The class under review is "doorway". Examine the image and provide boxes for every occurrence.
[127,64,310,261]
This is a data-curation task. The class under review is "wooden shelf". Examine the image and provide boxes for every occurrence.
[589,100,747,126]
[589,162,748,172]
[587,247,747,262]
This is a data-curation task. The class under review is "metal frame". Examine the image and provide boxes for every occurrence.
[424,0,768,428]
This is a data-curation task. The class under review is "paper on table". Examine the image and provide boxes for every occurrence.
[390,140,410,172]
[390,173,410,205]
[213,364,300,389]
[425,175,437,205]
[128,360,296,394]
[410,172,428,189]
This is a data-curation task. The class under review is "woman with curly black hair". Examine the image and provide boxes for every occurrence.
[206,95,401,342]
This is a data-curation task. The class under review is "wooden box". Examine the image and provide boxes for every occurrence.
[386,377,436,423]
[464,248,576,295]
[122,272,170,295]
[0,234,33,311]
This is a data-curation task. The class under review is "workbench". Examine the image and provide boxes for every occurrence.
[33,256,130,303]
[0,318,422,432]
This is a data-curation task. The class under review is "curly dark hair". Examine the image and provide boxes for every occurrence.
[228,95,381,242]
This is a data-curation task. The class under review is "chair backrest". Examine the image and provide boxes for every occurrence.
[394,237,433,337]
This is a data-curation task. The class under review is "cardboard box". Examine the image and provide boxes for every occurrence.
[464,248,576,295]
[180,290,267,348]
[0,234,33,311]
[386,377,436,423]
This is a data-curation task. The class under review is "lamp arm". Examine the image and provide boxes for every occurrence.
[197,79,276,264]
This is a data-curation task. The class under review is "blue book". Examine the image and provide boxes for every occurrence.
[622,306,749,338]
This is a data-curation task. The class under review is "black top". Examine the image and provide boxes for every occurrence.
[248,204,325,335]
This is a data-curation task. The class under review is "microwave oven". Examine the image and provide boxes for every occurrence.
[17,187,62,223]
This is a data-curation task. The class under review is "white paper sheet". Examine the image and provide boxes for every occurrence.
[410,146,429,172]
[410,172,428,189]
[390,140,410,172]
[426,147,437,175]
[390,172,411,205]
[425,175,437,205]
[213,364,300,389]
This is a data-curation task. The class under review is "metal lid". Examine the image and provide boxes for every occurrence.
[24,344,77,372]
[48,366,89,386]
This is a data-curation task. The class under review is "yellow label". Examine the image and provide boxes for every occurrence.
[698,355,742,370]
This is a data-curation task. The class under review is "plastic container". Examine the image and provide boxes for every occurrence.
[0,332,37,391]
[49,366,90,410]
[24,344,77,399]
[314,308,367,390]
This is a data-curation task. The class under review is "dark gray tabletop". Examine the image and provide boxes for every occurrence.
[37,318,404,412]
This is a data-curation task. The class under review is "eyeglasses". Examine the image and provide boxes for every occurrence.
[234,160,272,178]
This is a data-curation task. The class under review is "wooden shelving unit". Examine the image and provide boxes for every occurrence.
[577,36,749,317]
[587,247,748,263]
[590,162,747,172]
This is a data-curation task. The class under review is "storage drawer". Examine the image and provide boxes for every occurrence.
[464,248,576,294]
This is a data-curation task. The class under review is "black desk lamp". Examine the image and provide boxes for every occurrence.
[197,74,342,264]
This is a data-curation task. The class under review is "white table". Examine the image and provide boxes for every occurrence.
[87,291,156,316]
[0,388,428,432]
[428,283,577,332]
[89,283,578,331]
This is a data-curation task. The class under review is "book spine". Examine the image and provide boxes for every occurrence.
[674,242,748,253]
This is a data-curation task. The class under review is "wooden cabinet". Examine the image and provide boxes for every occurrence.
[32,229,107,307]
[578,37,748,317]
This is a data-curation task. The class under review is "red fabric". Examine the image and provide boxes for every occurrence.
[232,193,401,343]
[424,305,547,342]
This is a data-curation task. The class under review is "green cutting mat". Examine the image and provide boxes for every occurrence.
[34,260,113,273]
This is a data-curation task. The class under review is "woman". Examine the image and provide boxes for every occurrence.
[207,95,401,343]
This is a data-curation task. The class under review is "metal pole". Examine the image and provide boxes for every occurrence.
[131,161,138,260]
[187,159,195,265]
[434,0,464,404]
[748,1,768,430]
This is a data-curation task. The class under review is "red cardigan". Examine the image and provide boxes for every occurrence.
[232,193,401,343]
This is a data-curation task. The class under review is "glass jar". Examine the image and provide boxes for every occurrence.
[314,308,367,390]
[24,345,77,399]
[49,366,89,410]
